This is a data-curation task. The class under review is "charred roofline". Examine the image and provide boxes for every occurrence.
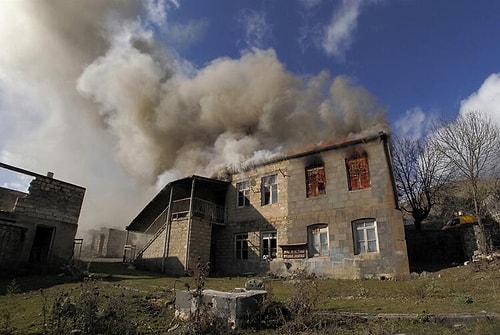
[237,131,390,172]
[0,161,85,190]
[285,131,389,161]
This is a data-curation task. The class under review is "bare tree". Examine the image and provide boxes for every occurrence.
[432,111,500,254]
[392,136,450,230]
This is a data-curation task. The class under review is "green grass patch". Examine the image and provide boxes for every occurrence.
[1,259,499,334]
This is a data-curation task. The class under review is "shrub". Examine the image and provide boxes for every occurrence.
[42,281,136,335]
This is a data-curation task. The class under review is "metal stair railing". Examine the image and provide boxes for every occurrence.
[134,205,170,261]
[134,197,226,261]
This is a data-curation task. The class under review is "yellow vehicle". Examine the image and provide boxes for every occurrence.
[443,215,478,230]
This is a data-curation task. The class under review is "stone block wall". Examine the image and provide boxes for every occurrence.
[227,160,289,223]
[187,218,212,267]
[0,214,79,270]
[220,135,409,279]
[0,168,85,273]
[140,225,167,272]
[14,176,85,224]
[285,140,408,278]
[218,160,289,275]
[138,217,214,275]
[0,187,27,212]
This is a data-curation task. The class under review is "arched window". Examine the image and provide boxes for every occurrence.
[308,224,329,257]
[352,218,379,254]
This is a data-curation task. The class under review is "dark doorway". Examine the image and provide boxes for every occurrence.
[210,241,217,275]
[210,225,224,275]
[29,226,54,263]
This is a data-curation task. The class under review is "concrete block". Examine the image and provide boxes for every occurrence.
[175,289,267,329]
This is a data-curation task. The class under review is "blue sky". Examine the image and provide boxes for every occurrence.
[162,0,500,126]
[1,0,499,231]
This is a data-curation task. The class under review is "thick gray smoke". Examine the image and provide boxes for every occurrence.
[0,1,387,232]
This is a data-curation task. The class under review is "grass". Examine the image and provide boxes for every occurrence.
[0,259,499,334]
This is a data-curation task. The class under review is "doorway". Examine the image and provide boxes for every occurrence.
[29,226,54,263]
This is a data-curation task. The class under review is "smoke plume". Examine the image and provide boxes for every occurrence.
[0,1,387,232]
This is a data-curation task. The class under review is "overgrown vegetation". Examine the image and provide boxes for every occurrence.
[0,279,20,335]
[1,259,499,335]
[40,282,136,335]
[175,260,233,335]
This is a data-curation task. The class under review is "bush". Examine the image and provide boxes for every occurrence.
[42,281,136,335]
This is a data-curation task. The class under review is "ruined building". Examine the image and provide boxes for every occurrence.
[126,132,409,279]
[0,163,85,274]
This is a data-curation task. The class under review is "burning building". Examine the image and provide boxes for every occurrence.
[126,131,409,279]
[0,163,85,274]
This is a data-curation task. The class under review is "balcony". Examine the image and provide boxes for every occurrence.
[171,197,225,224]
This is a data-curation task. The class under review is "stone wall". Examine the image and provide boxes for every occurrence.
[284,139,408,279]
[217,160,289,275]
[14,176,85,224]
[0,187,27,212]
[139,225,166,272]
[187,218,212,268]
[220,136,409,279]
[0,170,85,273]
[0,214,78,272]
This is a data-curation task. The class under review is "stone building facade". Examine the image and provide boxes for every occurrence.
[127,132,409,279]
[0,163,85,274]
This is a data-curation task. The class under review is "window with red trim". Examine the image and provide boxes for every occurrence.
[346,155,370,190]
[305,165,326,197]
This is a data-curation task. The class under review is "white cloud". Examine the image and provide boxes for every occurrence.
[145,0,180,27]
[297,0,322,9]
[322,0,366,60]
[459,73,500,127]
[394,107,432,139]
[237,9,272,49]
[167,19,208,46]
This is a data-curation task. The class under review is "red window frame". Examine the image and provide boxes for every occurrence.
[346,155,370,190]
[305,165,326,197]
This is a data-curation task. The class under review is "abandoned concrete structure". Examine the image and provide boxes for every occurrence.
[83,227,127,258]
[127,132,409,279]
[0,163,85,274]
[79,226,149,260]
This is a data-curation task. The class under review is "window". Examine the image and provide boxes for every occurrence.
[308,224,329,256]
[261,174,278,205]
[352,219,379,254]
[305,165,326,197]
[236,181,250,207]
[346,154,370,190]
[262,232,277,259]
[235,233,249,259]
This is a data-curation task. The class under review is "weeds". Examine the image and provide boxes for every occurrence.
[278,270,324,334]
[178,259,233,335]
[41,280,136,335]
[408,280,441,300]
[0,279,20,335]
[453,294,474,304]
